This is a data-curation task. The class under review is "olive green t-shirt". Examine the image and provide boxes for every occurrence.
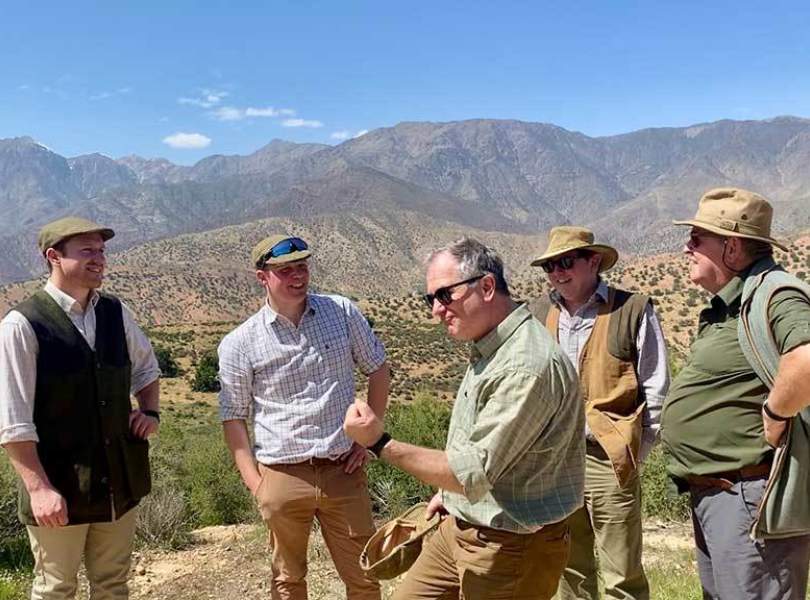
[662,267,810,480]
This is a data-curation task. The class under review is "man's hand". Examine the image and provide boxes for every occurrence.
[425,492,447,520]
[246,466,263,497]
[129,410,159,439]
[30,486,68,527]
[340,442,370,474]
[344,402,385,448]
[762,406,790,448]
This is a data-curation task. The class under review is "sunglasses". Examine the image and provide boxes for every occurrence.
[539,254,581,274]
[687,231,726,250]
[258,237,308,267]
[423,274,485,308]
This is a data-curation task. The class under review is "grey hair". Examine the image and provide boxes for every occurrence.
[426,237,511,296]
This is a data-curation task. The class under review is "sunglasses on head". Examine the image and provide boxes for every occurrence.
[423,274,485,308]
[258,237,308,267]
[539,254,581,274]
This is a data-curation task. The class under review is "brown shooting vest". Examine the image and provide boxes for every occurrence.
[546,287,649,487]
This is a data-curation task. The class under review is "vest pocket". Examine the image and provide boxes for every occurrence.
[122,437,152,499]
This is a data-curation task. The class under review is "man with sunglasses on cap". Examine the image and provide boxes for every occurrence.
[345,237,584,600]
[662,188,810,599]
[0,217,161,599]
[217,234,390,600]
[531,226,669,600]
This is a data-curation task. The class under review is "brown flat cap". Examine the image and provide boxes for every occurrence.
[38,217,115,254]
[673,187,788,251]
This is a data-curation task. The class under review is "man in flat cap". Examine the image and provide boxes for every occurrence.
[0,217,161,599]
[345,237,584,600]
[531,226,669,600]
[218,234,390,600]
[662,188,810,599]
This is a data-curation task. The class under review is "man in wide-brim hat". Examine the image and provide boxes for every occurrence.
[0,216,161,599]
[532,226,669,600]
[662,188,810,599]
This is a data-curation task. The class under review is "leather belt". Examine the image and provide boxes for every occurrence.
[686,461,771,492]
[304,456,343,466]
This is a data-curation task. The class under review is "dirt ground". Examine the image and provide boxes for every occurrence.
[128,520,694,600]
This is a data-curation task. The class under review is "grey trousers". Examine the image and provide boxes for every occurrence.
[690,475,810,600]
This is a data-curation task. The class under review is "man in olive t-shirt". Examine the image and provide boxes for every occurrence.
[662,188,810,600]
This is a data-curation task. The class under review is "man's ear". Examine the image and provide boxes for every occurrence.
[45,247,61,268]
[256,269,269,286]
[481,273,497,301]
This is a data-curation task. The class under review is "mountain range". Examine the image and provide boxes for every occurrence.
[1,116,810,286]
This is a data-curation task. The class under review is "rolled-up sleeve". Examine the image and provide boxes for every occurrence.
[447,370,556,504]
[0,313,40,445]
[120,302,161,395]
[345,301,386,375]
[217,333,253,421]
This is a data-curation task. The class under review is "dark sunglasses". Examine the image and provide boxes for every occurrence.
[423,275,485,308]
[687,231,726,249]
[258,237,308,267]
[539,254,580,274]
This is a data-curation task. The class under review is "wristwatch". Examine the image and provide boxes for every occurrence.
[367,432,392,458]
[762,401,790,422]
[141,409,161,423]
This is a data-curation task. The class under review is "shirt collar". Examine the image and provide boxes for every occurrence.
[472,303,532,361]
[44,280,99,315]
[549,278,607,310]
[262,296,315,325]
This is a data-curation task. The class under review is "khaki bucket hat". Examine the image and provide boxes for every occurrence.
[251,234,311,269]
[673,187,788,251]
[530,226,619,273]
[359,502,441,580]
[38,217,115,254]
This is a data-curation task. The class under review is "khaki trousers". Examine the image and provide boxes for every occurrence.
[392,515,570,600]
[556,450,648,600]
[26,506,138,600]
[255,461,380,600]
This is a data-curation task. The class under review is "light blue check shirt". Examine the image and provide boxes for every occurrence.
[217,293,386,464]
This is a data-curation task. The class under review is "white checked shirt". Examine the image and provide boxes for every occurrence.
[0,281,161,445]
[217,293,386,465]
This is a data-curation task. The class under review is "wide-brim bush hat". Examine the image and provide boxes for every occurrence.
[673,187,788,251]
[38,217,115,254]
[530,226,619,273]
[359,502,441,580]
[251,234,311,268]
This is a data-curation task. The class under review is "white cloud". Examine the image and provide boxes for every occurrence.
[89,87,133,101]
[162,132,212,149]
[330,130,351,141]
[210,105,297,121]
[178,89,229,108]
[282,118,324,128]
[354,130,369,138]
[17,84,30,91]
[210,106,244,121]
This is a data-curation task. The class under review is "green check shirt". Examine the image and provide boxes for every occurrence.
[442,303,585,532]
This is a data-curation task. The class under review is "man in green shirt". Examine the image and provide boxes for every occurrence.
[662,188,810,599]
[345,237,585,600]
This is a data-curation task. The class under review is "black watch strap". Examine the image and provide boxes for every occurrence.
[763,401,790,422]
[141,409,161,422]
[368,432,392,458]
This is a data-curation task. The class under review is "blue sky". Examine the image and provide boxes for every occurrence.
[2,0,810,164]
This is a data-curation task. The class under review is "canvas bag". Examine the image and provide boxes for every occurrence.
[737,258,810,540]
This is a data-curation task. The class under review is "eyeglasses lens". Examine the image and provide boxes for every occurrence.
[541,256,577,273]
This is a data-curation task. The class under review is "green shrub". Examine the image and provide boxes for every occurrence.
[154,345,180,378]
[367,394,452,518]
[641,446,690,521]
[190,350,220,392]
[0,458,31,572]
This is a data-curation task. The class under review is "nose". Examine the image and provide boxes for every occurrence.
[431,299,446,319]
